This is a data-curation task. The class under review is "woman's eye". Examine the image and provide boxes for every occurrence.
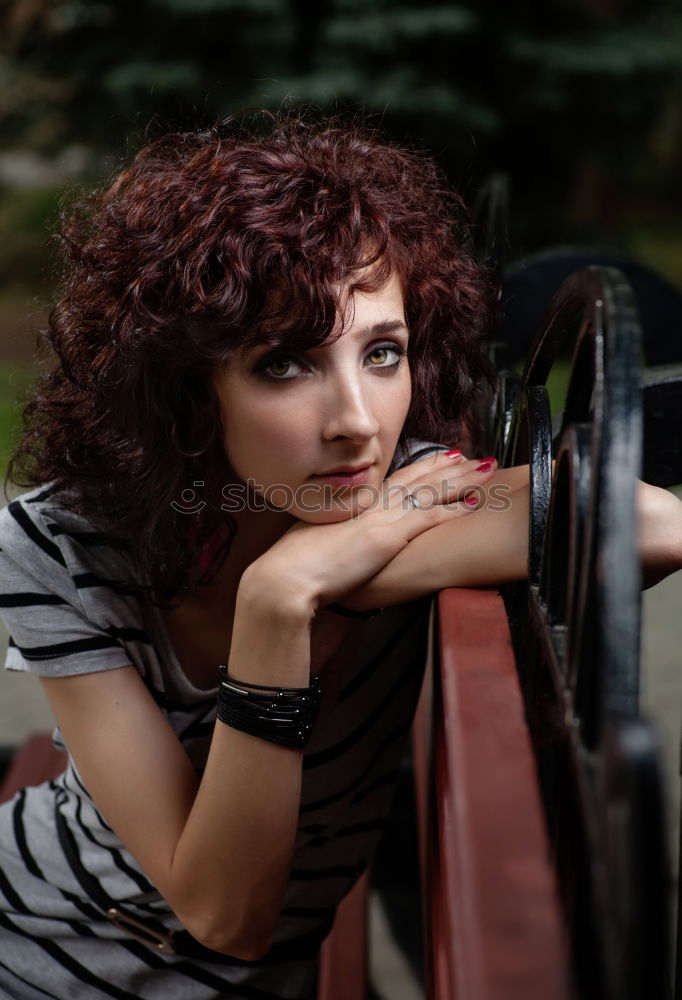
[366,343,405,368]
[259,356,306,380]
[256,342,405,380]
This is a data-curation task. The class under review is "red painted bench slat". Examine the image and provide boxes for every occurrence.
[414,588,575,1000]
[317,870,368,999]
[0,732,67,804]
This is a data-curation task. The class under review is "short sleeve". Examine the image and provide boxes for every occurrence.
[0,496,135,677]
[388,438,450,475]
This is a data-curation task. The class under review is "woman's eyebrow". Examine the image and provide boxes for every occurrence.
[249,319,407,353]
[360,320,409,338]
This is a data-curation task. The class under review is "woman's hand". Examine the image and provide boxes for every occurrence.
[242,451,499,612]
[331,470,682,610]
[638,482,682,589]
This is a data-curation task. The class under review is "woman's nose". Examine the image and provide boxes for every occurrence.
[321,376,380,442]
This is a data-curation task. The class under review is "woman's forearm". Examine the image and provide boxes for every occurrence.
[168,576,314,957]
[42,576,315,962]
[341,470,682,610]
[341,477,530,610]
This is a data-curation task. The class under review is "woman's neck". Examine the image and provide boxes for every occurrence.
[223,505,296,578]
[162,506,297,688]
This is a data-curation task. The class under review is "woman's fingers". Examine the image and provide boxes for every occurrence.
[403,458,498,508]
[356,461,498,544]
[377,452,499,512]
[387,491,484,543]
[386,448,466,489]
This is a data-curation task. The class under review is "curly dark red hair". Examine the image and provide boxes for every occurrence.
[9,110,495,599]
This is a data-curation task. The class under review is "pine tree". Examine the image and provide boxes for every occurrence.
[1,0,680,243]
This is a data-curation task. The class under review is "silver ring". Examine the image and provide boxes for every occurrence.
[406,491,423,510]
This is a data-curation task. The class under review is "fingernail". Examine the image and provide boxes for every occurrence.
[464,494,479,506]
[475,461,493,472]
[445,449,462,459]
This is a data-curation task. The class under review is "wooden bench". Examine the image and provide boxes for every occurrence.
[412,588,572,999]
[0,731,66,804]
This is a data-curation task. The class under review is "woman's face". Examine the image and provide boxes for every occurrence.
[213,271,412,523]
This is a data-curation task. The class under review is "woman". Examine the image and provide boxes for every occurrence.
[0,112,678,999]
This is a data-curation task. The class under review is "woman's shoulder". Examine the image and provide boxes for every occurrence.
[0,485,147,679]
[0,484,135,600]
[0,484,111,563]
[1,482,96,527]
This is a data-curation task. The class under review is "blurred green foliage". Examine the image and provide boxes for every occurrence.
[0,364,35,478]
[0,187,63,287]
[1,0,681,247]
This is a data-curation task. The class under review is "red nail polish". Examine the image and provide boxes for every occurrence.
[475,461,492,472]
[464,494,479,506]
[446,449,462,458]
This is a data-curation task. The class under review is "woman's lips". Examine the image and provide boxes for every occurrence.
[310,465,373,487]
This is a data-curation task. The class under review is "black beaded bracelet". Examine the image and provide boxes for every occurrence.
[216,665,321,749]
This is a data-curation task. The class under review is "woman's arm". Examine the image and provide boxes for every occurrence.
[339,469,530,610]
[338,469,682,611]
[41,581,313,960]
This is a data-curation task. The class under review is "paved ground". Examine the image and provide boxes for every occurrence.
[641,553,682,958]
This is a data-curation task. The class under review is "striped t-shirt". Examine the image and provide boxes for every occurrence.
[0,442,445,999]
